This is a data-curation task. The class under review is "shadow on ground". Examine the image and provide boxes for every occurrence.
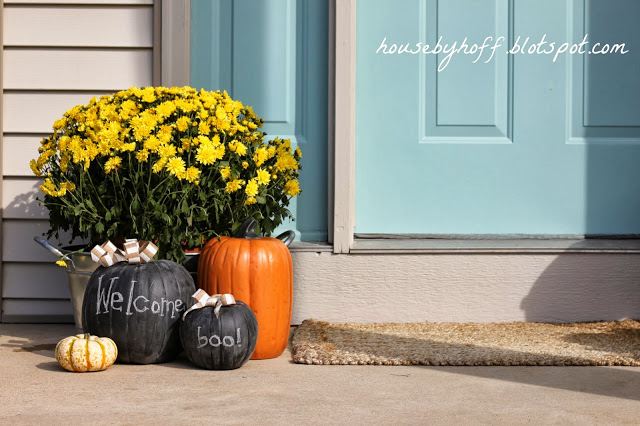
[4,320,640,402]
[291,321,640,402]
[424,364,640,402]
[0,324,74,359]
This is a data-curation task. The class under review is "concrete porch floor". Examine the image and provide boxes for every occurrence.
[1,324,639,425]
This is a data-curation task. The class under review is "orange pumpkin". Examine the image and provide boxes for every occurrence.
[198,218,294,359]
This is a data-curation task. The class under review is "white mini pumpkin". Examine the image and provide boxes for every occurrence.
[55,333,118,372]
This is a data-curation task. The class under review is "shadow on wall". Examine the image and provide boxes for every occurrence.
[5,180,45,219]
[523,1,640,322]
[582,0,640,241]
[521,250,640,322]
[6,180,87,258]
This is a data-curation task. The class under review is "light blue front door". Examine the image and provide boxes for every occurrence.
[356,0,640,235]
[190,0,328,241]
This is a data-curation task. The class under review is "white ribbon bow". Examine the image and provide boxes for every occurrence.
[91,238,158,267]
[182,289,236,320]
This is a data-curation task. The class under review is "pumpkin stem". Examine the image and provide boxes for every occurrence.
[275,230,296,247]
[234,218,260,239]
[84,333,91,340]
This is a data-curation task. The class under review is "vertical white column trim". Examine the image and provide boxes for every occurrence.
[0,0,5,321]
[327,0,336,244]
[161,0,191,87]
[333,0,356,253]
[153,0,162,86]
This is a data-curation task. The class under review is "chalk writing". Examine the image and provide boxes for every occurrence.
[197,326,242,348]
[95,275,185,318]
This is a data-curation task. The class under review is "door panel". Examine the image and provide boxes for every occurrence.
[190,0,328,241]
[356,0,640,235]
[582,0,640,127]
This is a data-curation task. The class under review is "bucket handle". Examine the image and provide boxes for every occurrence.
[34,236,76,270]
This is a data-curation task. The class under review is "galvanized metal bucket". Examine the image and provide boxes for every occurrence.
[183,252,200,283]
[34,237,98,332]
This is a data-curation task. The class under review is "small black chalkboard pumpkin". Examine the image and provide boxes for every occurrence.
[180,301,258,370]
[82,260,196,364]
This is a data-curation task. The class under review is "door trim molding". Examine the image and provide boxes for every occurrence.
[161,0,341,248]
[327,0,336,244]
[351,238,640,254]
[160,0,190,87]
[0,0,5,322]
[332,0,356,253]
[153,0,162,86]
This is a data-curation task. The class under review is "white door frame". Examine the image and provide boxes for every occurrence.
[158,0,356,253]
[160,0,191,87]
[0,0,5,321]
[331,0,356,253]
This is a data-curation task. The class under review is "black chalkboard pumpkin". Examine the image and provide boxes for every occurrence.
[82,260,196,364]
[180,301,258,370]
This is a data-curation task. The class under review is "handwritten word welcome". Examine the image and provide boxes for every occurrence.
[95,275,185,319]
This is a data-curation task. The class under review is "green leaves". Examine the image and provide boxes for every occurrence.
[73,202,84,216]
[132,197,141,213]
[95,221,105,234]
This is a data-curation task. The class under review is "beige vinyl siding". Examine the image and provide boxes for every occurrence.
[1,1,156,322]
[3,92,111,133]
[3,6,153,47]
[2,136,43,176]
[3,178,47,219]
[2,220,83,261]
[4,0,152,4]
[4,50,153,90]
[3,264,70,298]
[2,299,74,323]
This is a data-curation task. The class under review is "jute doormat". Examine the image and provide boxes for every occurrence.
[291,319,640,366]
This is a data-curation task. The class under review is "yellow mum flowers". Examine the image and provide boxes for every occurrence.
[256,168,271,186]
[176,116,191,132]
[196,143,225,165]
[31,86,302,263]
[245,179,259,197]
[253,147,268,167]
[220,166,232,180]
[285,179,301,196]
[226,179,245,193]
[229,140,248,156]
[185,166,200,183]
[30,159,42,176]
[166,157,186,177]
[104,156,122,174]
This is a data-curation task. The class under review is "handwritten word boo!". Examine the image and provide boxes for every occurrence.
[95,275,185,319]
[197,326,243,348]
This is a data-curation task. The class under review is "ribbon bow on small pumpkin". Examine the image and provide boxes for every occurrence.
[91,239,158,267]
[182,289,236,320]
